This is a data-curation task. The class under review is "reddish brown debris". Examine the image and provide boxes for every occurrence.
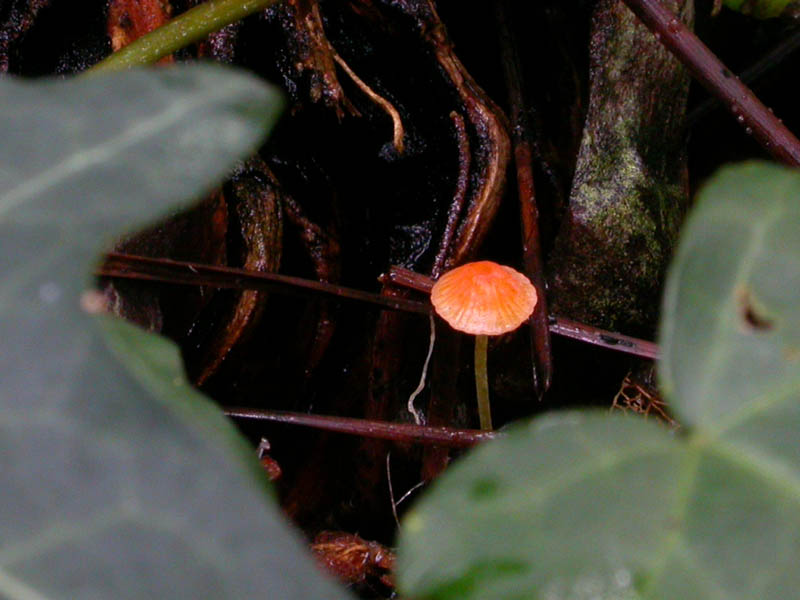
[611,371,678,428]
[256,438,283,482]
[311,531,395,591]
[107,0,173,60]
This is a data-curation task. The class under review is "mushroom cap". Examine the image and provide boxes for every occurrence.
[430,261,538,336]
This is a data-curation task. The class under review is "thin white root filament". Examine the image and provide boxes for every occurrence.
[407,314,435,425]
[332,50,405,154]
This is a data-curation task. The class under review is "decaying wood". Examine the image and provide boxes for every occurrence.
[346,0,512,269]
[107,0,173,56]
[407,0,511,267]
[192,158,283,386]
[277,0,355,117]
[282,176,341,381]
[431,111,470,278]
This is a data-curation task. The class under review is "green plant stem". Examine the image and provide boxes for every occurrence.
[474,334,492,431]
[88,0,282,73]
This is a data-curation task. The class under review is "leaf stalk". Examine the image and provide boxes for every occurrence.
[89,0,282,73]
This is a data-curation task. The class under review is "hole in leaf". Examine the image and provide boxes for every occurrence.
[736,286,774,331]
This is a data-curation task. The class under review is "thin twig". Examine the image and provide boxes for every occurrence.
[99,252,430,315]
[223,406,498,447]
[620,0,800,166]
[379,265,434,294]
[100,254,660,359]
[548,316,660,360]
[688,25,800,125]
[385,266,660,359]
[496,0,553,396]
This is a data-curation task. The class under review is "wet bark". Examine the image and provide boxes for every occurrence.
[189,159,284,386]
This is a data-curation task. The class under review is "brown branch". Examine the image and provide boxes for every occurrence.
[99,254,659,359]
[496,0,553,396]
[548,316,659,360]
[621,0,800,166]
[688,25,800,125]
[223,407,497,447]
[417,1,512,264]
[379,265,435,293]
[99,252,430,315]
[384,266,660,359]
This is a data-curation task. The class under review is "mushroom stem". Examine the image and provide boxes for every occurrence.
[474,334,492,430]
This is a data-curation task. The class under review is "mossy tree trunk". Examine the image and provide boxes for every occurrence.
[548,0,694,335]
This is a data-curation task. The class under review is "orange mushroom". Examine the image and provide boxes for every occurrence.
[431,261,537,430]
